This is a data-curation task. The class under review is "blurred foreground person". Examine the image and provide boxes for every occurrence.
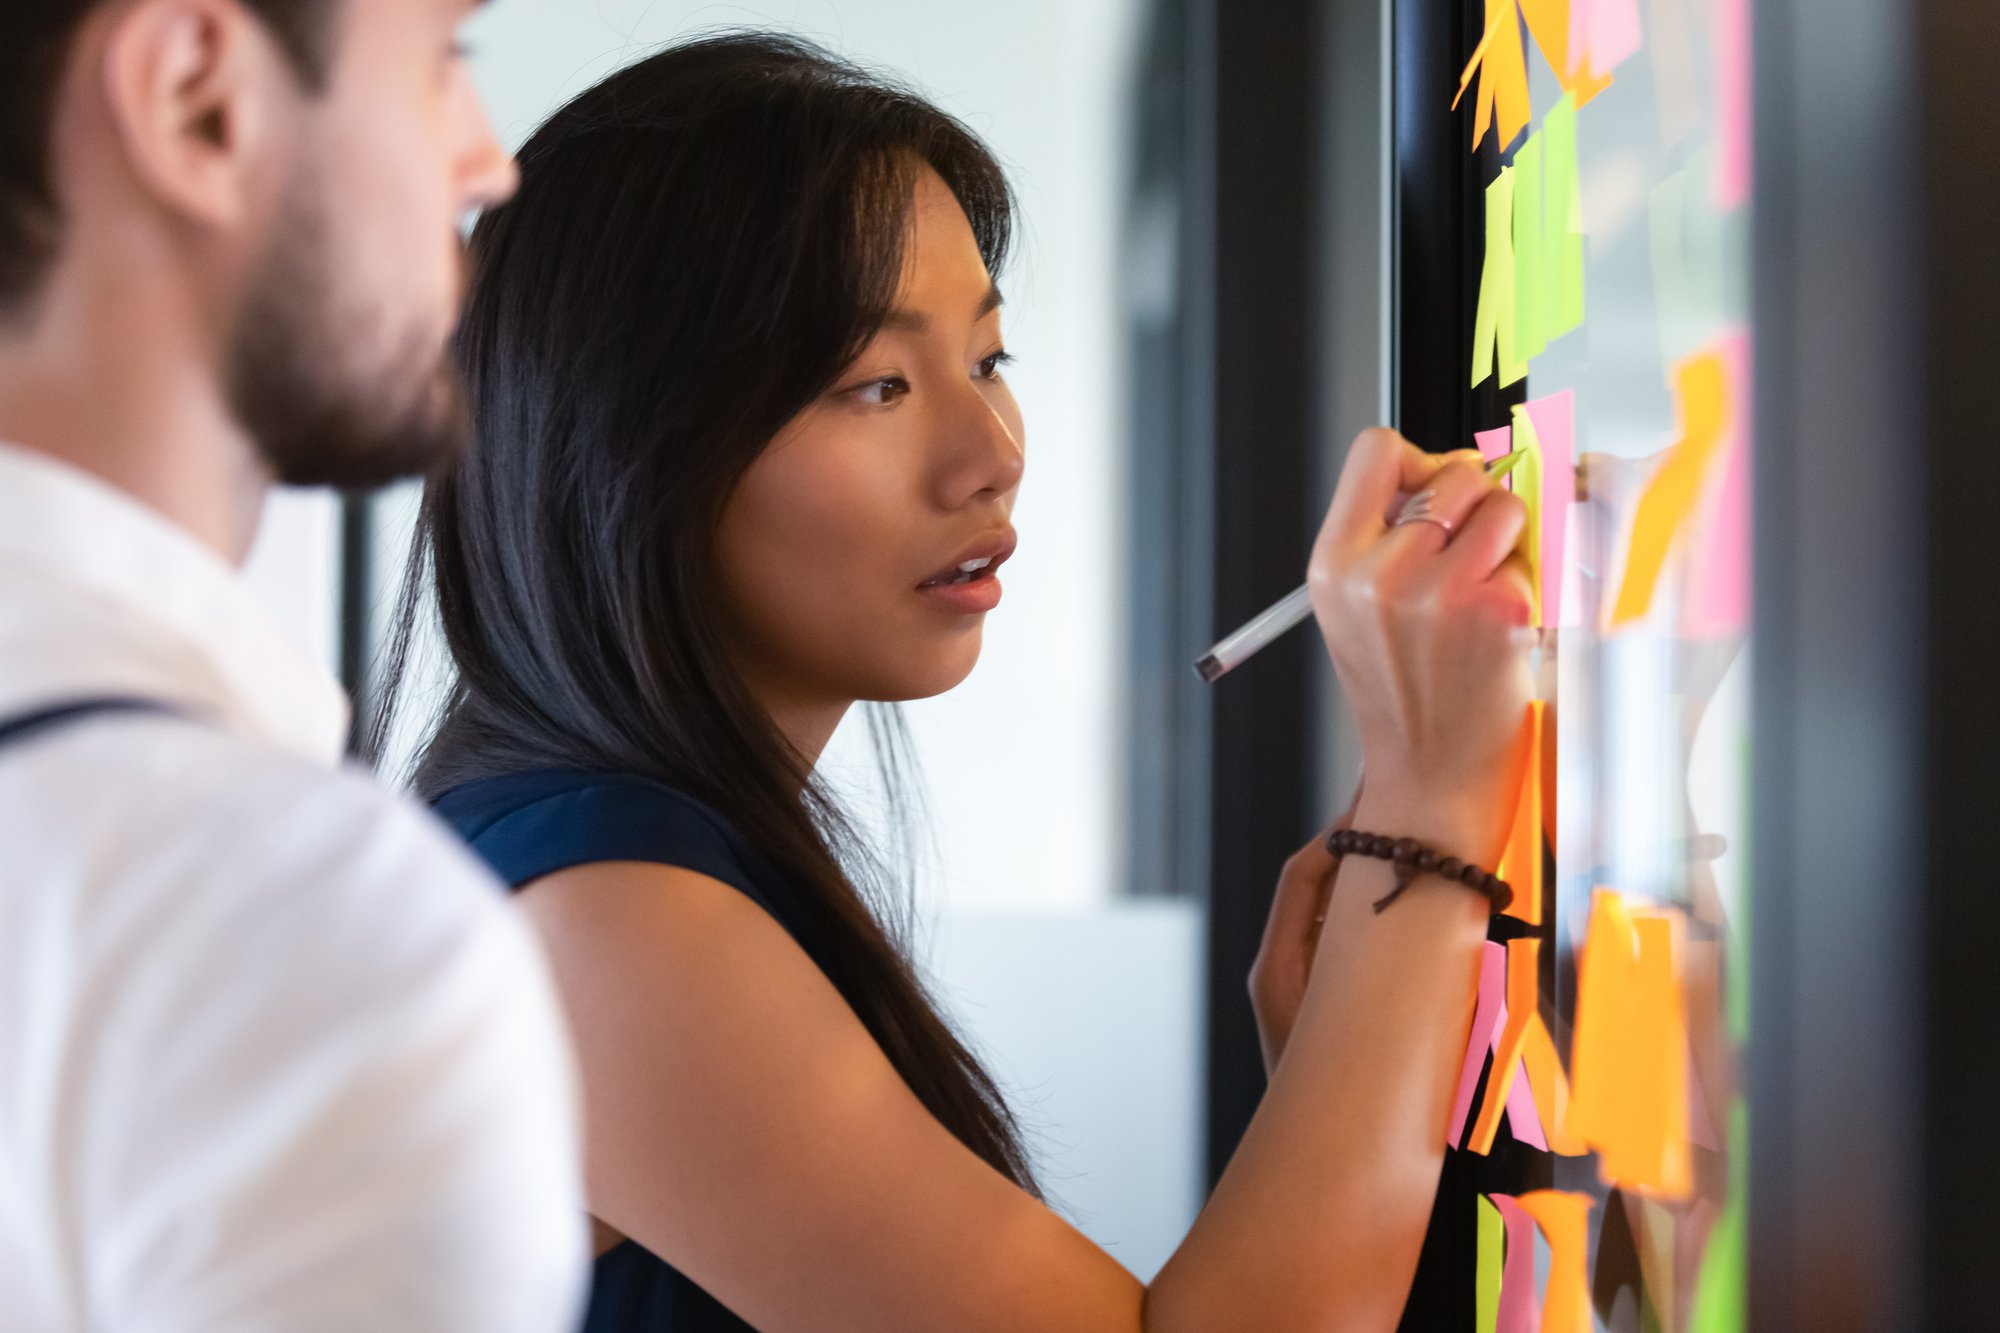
[0,2,585,1329]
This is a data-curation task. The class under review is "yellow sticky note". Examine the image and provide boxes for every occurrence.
[1541,94,1586,340]
[1497,701,1544,925]
[1508,403,1546,626]
[1471,168,1523,390]
[1609,350,1731,626]
[1565,889,1694,1199]
[1476,1196,1504,1333]
[1515,1191,1595,1333]
[1513,132,1548,365]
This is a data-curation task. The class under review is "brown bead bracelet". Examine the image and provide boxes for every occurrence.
[1324,828,1514,915]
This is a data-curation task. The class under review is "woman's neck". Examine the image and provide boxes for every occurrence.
[749,682,852,779]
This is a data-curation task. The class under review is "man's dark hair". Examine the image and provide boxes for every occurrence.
[0,1,338,311]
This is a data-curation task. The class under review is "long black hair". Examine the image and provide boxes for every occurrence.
[370,32,1036,1190]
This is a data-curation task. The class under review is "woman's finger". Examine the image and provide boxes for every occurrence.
[1378,456,1499,559]
[1438,483,1529,580]
[1318,429,1452,552]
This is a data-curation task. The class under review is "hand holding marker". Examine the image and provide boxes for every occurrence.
[1194,447,1529,683]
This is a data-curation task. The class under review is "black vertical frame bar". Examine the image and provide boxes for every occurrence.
[1754,0,2000,1327]
[1194,0,1325,1185]
[1389,4,1545,1327]
[1916,0,2000,1320]
[337,492,373,752]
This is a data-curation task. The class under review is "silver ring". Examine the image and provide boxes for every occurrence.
[1393,490,1455,537]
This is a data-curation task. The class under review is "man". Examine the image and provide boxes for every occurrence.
[0,2,586,1328]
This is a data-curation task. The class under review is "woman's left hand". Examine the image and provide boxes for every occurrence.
[1248,787,1361,1076]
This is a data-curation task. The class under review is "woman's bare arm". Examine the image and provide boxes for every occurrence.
[522,428,1534,1332]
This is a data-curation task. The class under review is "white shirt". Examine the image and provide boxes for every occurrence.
[0,444,588,1332]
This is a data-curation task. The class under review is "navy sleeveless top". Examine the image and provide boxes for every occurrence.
[436,769,817,1333]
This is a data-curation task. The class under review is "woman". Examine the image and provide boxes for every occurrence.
[382,32,1534,1332]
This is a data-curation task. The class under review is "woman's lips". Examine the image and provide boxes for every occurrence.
[918,571,1003,615]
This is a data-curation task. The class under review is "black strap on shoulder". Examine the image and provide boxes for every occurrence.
[0,697,180,753]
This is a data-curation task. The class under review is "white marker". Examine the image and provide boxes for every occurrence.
[1195,447,1528,683]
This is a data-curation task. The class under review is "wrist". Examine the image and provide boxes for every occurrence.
[1350,785,1508,869]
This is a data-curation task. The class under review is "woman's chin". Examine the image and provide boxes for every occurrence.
[862,646,983,702]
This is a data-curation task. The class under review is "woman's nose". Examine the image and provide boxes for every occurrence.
[942,384,1024,506]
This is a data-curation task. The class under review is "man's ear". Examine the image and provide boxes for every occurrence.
[95,0,295,232]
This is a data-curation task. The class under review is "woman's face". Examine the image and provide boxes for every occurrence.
[715,168,1026,718]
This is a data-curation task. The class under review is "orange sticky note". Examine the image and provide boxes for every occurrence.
[1467,937,1541,1154]
[1565,890,1693,1199]
[1456,0,1533,154]
[1515,1191,1595,1333]
[1609,350,1732,626]
[1538,691,1558,849]
[1497,701,1545,926]
[1524,0,1616,104]
[1520,1013,1589,1155]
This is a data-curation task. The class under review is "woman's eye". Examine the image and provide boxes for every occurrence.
[851,377,911,407]
[977,350,1015,380]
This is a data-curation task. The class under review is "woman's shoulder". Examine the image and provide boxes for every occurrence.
[433,769,780,909]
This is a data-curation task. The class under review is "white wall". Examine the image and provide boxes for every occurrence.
[240,488,340,679]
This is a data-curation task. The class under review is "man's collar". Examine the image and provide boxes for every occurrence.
[0,441,350,765]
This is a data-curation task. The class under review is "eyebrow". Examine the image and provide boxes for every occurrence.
[881,283,1005,335]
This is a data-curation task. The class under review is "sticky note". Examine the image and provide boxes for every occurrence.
[1635,1196,1678,1333]
[1512,133,1547,366]
[1715,0,1751,209]
[1467,937,1541,1154]
[1690,1104,1749,1332]
[1520,1012,1588,1155]
[1488,1195,1542,1332]
[1540,95,1586,340]
[1566,890,1694,1199]
[1507,405,1545,626]
[1515,1191,1595,1333]
[1456,0,1534,154]
[1476,426,1514,467]
[1477,1195,1504,1332]
[1447,942,1509,1148]
[1582,0,1642,74]
[1609,349,1732,627]
[1472,168,1524,389]
[1497,701,1544,925]
[1504,1061,1550,1152]
[1685,332,1751,638]
[1521,391,1576,626]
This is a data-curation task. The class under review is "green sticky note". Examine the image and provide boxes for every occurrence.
[1542,92,1585,338]
[1476,1195,1503,1333]
[1509,404,1546,626]
[1513,132,1548,364]
[1690,1103,1749,1332]
[1472,167,1522,388]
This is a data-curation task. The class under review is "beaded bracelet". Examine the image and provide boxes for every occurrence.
[1324,828,1514,915]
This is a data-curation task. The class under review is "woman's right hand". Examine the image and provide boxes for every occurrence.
[1305,428,1536,866]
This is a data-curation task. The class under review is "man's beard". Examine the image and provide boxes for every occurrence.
[224,189,471,490]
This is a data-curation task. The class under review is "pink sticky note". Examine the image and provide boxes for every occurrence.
[1687,332,1751,636]
[1476,425,1514,472]
[1505,1064,1550,1151]
[1522,391,1576,626]
[1489,1195,1544,1333]
[1588,0,1643,73]
[1448,942,1508,1148]
[1714,0,1751,210]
